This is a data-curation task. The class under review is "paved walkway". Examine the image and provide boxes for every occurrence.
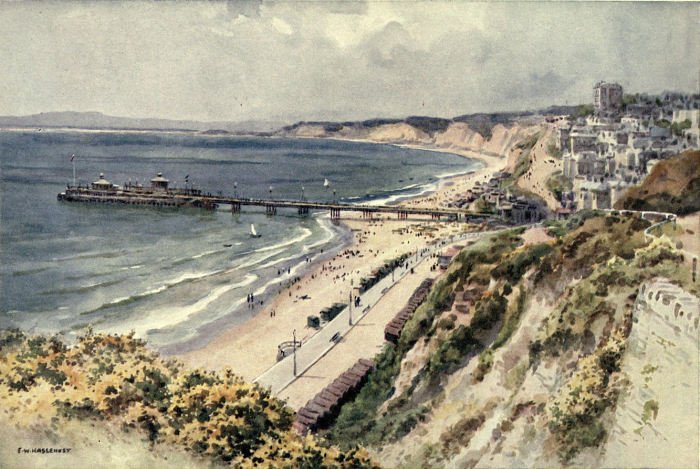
[254,229,502,395]
[278,247,439,409]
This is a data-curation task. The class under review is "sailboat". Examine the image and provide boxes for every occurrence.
[323,178,330,188]
[250,223,261,238]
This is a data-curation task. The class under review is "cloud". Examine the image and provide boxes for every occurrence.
[225,0,262,19]
[0,1,697,123]
[323,0,368,16]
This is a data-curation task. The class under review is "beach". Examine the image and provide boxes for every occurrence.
[180,146,507,392]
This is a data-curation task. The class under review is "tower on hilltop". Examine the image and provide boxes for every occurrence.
[594,81,623,117]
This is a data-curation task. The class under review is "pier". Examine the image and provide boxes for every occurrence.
[57,172,499,221]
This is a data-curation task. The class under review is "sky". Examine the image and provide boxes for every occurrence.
[0,1,698,124]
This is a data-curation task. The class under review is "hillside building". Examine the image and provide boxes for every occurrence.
[594,81,623,117]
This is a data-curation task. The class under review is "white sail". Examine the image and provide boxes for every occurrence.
[251,224,257,236]
[323,178,329,187]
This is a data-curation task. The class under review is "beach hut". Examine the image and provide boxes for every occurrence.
[307,315,320,328]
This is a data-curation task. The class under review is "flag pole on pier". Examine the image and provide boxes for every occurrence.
[71,154,76,186]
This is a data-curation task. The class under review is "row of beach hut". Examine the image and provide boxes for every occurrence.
[293,358,374,435]
[384,278,434,343]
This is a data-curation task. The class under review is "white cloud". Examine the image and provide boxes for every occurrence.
[0,1,697,123]
[271,17,293,35]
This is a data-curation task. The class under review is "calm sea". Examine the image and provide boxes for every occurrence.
[0,130,480,353]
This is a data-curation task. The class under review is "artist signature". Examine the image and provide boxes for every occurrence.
[17,447,72,455]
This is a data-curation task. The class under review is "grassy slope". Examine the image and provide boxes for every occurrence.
[615,149,700,214]
[325,212,696,467]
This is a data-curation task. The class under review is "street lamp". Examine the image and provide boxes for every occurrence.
[301,186,305,202]
[269,185,273,200]
[349,291,352,325]
[234,182,238,198]
[293,329,297,376]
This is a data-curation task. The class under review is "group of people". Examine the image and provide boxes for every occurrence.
[247,293,263,309]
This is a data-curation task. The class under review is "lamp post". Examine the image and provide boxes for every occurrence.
[71,154,76,187]
[293,329,297,376]
[301,186,305,202]
[349,291,352,325]
[269,185,273,200]
[234,182,238,198]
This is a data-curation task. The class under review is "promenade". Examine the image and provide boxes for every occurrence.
[254,229,503,395]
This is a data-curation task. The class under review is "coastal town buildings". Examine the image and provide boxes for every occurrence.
[446,170,543,223]
[555,83,698,211]
[422,82,695,219]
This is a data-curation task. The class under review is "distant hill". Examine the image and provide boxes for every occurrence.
[282,106,579,141]
[1,105,580,138]
[0,111,284,133]
[615,149,700,215]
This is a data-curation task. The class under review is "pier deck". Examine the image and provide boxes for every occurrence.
[58,185,497,221]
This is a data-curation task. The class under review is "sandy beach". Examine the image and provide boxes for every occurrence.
[180,146,507,388]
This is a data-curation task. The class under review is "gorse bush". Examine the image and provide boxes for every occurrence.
[0,330,379,468]
[546,331,627,462]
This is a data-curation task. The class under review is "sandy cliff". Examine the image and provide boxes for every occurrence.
[280,120,541,158]
[324,214,698,468]
[281,119,566,211]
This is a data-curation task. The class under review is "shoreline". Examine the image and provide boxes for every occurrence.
[179,139,507,382]
[158,214,356,358]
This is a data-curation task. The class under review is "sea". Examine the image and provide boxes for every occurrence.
[0,130,481,355]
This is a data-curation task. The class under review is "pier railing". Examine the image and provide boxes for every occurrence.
[58,185,500,221]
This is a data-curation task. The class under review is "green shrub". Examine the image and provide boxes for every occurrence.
[471,294,508,331]
[437,314,457,331]
[547,140,563,159]
[567,104,594,121]
[491,243,553,284]
[544,221,567,238]
[428,325,482,379]
[545,171,573,199]
[439,414,485,457]
[641,399,659,424]
[474,348,494,381]
[493,286,527,349]
[542,328,579,357]
[671,119,691,136]
[502,283,513,296]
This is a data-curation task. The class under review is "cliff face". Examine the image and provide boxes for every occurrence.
[325,215,699,468]
[602,278,699,468]
[279,120,541,158]
[504,126,563,211]
[365,122,432,144]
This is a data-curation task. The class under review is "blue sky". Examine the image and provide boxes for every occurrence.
[1,1,697,123]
